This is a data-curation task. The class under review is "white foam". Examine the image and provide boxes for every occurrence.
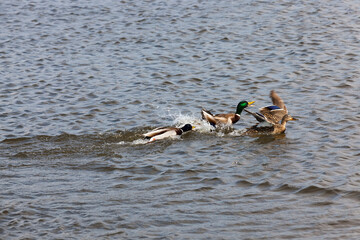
[117,139,149,145]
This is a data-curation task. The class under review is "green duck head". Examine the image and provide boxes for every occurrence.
[236,101,255,115]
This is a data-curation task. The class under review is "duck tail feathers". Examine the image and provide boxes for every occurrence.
[244,108,266,122]
[201,108,213,118]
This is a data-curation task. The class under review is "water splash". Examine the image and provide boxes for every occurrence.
[170,112,215,133]
[229,129,247,136]
[170,112,245,137]
[115,112,257,145]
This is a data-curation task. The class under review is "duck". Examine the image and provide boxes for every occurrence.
[243,114,297,135]
[201,100,255,127]
[143,124,194,142]
[244,90,288,125]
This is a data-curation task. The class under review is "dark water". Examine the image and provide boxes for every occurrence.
[1,0,360,239]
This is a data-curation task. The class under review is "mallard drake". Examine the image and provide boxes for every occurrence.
[244,114,298,135]
[201,100,255,127]
[244,90,288,125]
[143,124,194,142]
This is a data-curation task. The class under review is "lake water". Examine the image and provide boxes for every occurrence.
[1,0,360,239]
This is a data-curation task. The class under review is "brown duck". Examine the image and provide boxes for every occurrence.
[201,100,255,127]
[244,90,297,135]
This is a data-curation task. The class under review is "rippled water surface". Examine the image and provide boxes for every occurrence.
[1,0,360,239]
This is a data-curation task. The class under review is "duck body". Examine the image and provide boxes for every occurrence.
[143,124,193,142]
[245,90,288,125]
[201,109,240,127]
[244,114,297,135]
[201,100,254,127]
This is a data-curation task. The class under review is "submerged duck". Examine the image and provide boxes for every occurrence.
[244,114,298,135]
[143,124,194,142]
[201,100,255,127]
[244,90,288,125]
